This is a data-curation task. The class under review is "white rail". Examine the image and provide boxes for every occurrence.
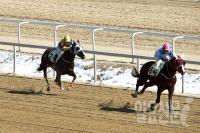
[0,41,200,94]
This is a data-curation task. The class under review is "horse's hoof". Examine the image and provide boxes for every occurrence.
[131,91,138,98]
[60,87,65,91]
[138,91,144,95]
[169,107,173,112]
[147,107,154,112]
[146,104,155,112]
[131,93,137,98]
[67,86,72,90]
[150,103,156,111]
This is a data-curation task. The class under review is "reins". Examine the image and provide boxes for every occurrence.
[61,47,74,64]
[160,60,176,79]
[61,57,74,64]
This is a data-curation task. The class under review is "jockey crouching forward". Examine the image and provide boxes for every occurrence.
[153,42,176,76]
[56,35,73,62]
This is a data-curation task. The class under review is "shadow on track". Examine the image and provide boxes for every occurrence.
[7,89,58,96]
[99,100,143,114]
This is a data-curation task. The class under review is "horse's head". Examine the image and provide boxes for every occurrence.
[169,56,186,75]
[176,55,186,75]
[70,40,85,59]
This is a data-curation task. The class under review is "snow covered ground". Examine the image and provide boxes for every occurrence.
[0,50,200,97]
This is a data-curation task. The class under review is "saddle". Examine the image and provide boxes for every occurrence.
[148,62,165,76]
[48,48,62,63]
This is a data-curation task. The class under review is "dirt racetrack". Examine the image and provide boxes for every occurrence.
[0,0,200,132]
[0,75,200,133]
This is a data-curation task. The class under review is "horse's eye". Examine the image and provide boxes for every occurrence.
[76,47,80,51]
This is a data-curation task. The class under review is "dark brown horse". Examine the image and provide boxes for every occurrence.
[37,40,85,91]
[131,56,186,111]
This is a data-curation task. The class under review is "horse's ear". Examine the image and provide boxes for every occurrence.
[77,39,80,44]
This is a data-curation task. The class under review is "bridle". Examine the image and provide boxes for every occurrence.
[160,59,178,79]
[60,46,75,64]
[61,43,84,64]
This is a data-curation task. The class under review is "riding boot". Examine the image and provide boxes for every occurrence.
[154,59,162,75]
[56,50,64,63]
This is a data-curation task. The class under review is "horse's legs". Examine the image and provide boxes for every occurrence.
[131,83,140,98]
[132,78,147,98]
[155,88,163,104]
[138,81,155,95]
[168,88,175,112]
[56,73,64,91]
[43,68,50,92]
[54,73,59,85]
[68,70,76,88]
[149,87,164,111]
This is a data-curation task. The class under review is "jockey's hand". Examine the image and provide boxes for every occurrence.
[166,55,170,60]
[62,46,70,51]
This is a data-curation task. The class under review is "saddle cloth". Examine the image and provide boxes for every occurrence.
[148,62,165,76]
[48,48,61,63]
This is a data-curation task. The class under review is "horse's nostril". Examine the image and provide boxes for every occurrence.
[181,71,185,75]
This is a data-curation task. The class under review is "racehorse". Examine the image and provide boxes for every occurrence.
[37,40,85,92]
[131,56,186,111]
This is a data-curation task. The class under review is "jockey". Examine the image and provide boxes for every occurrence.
[55,35,73,63]
[153,42,176,75]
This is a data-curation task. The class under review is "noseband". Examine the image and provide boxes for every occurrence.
[61,44,83,63]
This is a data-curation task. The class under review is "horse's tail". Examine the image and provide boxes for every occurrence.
[37,54,47,71]
[131,67,140,77]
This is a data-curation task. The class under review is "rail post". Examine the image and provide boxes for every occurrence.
[54,24,66,47]
[137,58,140,72]
[172,36,185,93]
[18,21,29,51]
[13,45,16,75]
[182,75,184,93]
[131,32,143,63]
[92,28,103,83]
[172,36,184,53]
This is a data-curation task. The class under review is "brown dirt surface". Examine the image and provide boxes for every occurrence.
[0,75,200,133]
[0,1,200,132]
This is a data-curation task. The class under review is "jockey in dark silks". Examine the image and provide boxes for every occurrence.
[153,42,176,76]
[55,35,73,63]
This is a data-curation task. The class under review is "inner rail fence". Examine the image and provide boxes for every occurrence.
[0,41,200,94]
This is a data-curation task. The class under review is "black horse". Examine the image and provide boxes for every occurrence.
[131,56,186,111]
[37,40,85,91]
